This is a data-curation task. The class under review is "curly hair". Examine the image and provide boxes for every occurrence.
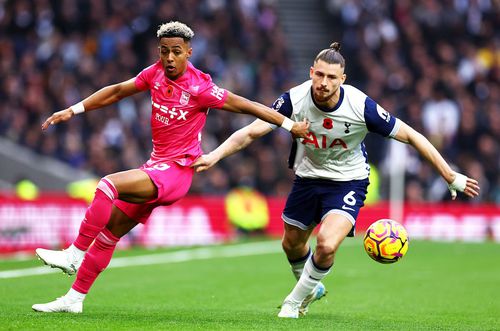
[157,21,194,41]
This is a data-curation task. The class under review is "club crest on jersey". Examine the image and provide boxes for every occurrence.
[180,91,190,105]
[344,122,351,133]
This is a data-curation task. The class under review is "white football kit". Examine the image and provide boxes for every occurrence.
[271,81,401,231]
[273,80,401,181]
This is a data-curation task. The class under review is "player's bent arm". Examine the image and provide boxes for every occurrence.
[394,122,455,183]
[192,119,273,172]
[221,92,308,138]
[211,119,272,160]
[393,121,480,199]
[42,78,141,130]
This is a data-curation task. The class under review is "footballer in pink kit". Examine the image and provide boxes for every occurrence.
[32,21,309,313]
[115,61,229,224]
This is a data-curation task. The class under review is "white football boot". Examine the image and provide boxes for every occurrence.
[36,247,83,276]
[32,296,83,313]
[299,282,327,316]
[278,297,301,318]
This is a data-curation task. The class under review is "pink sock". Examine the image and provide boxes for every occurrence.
[72,228,120,294]
[73,178,118,251]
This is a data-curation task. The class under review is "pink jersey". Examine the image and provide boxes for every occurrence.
[135,61,228,166]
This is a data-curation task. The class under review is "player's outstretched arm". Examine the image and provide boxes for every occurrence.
[393,121,480,200]
[221,92,309,139]
[41,78,141,130]
[192,119,275,172]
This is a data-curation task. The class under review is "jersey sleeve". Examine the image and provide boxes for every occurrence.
[135,65,155,91]
[364,97,401,137]
[198,83,228,109]
[268,92,293,130]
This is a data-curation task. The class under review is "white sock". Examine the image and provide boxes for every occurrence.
[67,244,85,260]
[289,248,311,280]
[65,288,86,303]
[287,256,331,304]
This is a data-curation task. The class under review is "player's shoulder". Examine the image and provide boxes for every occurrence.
[140,61,163,75]
[342,84,370,110]
[185,62,218,95]
[289,80,312,104]
[341,84,367,100]
[187,62,211,79]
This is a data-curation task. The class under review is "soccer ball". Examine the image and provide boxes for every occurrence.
[363,219,409,264]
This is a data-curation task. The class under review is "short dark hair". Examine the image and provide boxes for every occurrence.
[314,42,345,68]
[157,21,194,41]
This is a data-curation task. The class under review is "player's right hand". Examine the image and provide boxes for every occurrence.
[41,108,74,130]
[191,154,217,172]
[291,118,309,139]
[191,153,219,173]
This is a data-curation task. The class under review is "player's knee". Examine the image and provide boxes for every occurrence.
[315,240,339,260]
[97,177,118,200]
[281,237,305,254]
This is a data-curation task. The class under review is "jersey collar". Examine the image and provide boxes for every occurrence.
[311,86,344,113]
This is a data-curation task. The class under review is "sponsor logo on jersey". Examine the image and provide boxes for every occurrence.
[155,113,169,125]
[273,97,285,111]
[376,104,390,123]
[302,132,347,149]
[210,85,225,101]
[341,204,355,211]
[152,100,189,123]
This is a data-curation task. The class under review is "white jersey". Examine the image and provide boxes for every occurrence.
[271,80,401,181]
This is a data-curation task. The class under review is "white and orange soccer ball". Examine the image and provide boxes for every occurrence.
[363,219,409,264]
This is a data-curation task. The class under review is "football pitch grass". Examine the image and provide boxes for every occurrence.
[0,238,499,330]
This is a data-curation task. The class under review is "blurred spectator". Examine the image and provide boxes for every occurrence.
[324,0,499,202]
[0,0,498,202]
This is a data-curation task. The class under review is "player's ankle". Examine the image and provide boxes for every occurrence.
[66,288,86,303]
[68,244,86,260]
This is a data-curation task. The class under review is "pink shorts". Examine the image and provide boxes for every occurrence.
[113,160,194,224]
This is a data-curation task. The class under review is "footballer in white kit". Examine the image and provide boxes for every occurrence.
[277,81,400,234]
[192,42,479,318]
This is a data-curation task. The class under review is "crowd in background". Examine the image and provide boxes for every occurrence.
[0,0,498,202]
[324,0,499,203]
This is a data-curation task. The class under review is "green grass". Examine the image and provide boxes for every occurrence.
[0,238,499,330]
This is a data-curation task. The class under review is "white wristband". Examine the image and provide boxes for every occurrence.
[447,172,467,199]
[71,102,85,115]
[281,117,294,132]
[449,173,467,192]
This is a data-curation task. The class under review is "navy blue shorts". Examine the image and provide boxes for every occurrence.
[282,176,369,236]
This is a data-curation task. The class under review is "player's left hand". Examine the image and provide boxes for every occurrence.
[41,108,74,130]
[192,153,219,172]
[291,118,309,139]
[448,172,480,200]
